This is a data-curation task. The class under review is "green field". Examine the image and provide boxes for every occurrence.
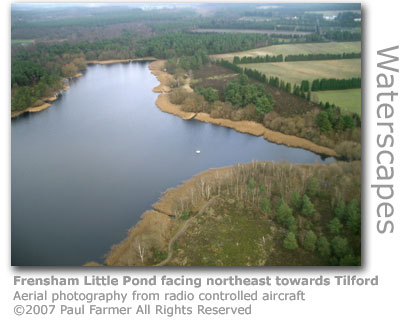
[313,89,361,115]
[307,10,361,16]
[243,59,361,85]
[11,39,34,45]
[212,41,361,61]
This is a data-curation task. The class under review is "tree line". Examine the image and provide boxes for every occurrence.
[285,52,361,62]
[11,31,274,111]
[216,59,361,134]
[324,30,361,41]
[194,74,275,116]
[232,52,360,65]
[233,54,284,64]
[311,77,361,91]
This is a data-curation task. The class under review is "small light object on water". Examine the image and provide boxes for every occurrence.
[195,150,201,154]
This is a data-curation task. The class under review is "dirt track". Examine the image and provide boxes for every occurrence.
[155,197,218,266]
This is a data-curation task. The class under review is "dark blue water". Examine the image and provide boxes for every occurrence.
[11,61,334,266]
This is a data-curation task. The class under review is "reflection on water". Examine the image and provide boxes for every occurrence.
[11,62,334,266]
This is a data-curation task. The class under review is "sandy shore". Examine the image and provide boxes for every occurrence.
[11,103,52,118]
[148,60,337,157]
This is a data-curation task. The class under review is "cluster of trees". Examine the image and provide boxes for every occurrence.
[324,30,361,41]
[188,73,274,116]
[195,87,219,103]
[272,177,360,265]
[233,54,283,64]
[315,102,360,133]
[216,59,243,73]
[165,50,210,73]
[11,53,87,111]
[311,77,361,91]
[285,52,361,62]
[11,73,62,111]
[224,74,274,115]
[11,61,46,87]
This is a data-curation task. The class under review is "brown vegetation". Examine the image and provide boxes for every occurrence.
[150,62,338,157]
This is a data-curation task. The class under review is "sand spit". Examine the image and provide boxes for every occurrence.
[149,60,173,93]
[26,103,51,113]
[148,61,337,157]
[44,96,58,102]
[155,94,197,120]
[104,166,233,266]
[11,103,52,118]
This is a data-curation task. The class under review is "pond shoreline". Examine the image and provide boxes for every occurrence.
[11,58,156,119]
[102,166,234,266]
[148,60,337,158]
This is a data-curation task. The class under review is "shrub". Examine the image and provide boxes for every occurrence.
[335,141,361,160]
[301,195,315,217]
[304,230,317,252]
[283,232,298,250]
[317,236,331,257]
[328,217,343,235]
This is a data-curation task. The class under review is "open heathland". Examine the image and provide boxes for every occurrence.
[211,41,361,62]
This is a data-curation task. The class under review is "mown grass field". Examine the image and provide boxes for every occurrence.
[243,59,361,85]
[211,41,361,61]
[11,39,34,45]
[313,89,361,115]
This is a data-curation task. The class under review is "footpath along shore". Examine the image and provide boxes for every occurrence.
[148,60,337,158]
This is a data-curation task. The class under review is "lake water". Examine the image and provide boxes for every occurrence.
[11,62,334,266]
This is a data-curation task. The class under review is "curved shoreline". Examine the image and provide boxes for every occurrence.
[11,58,156,119]
[148,60,337,158]
[104,166,234,266]
[11,78,76,119]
